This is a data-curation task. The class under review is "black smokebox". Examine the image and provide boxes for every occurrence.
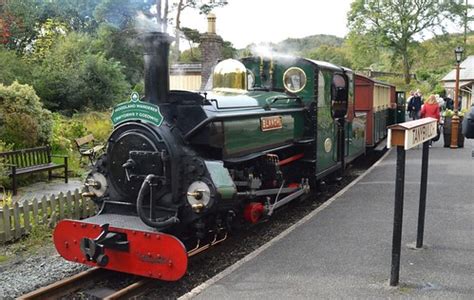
[142,32,173,105]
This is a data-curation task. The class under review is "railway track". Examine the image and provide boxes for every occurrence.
[17,267,152,300]
[17,241,221,300]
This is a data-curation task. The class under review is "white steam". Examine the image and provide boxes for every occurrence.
[135,11,162,33]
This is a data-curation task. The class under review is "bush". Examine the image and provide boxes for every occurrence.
[72,111,112,142]
[0,82,52,148]
[33,32,130,114]
[0,47,30,85]
[51,113,87,153]
[0,139,13,187]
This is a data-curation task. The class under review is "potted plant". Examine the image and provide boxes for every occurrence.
[442,109,467,147]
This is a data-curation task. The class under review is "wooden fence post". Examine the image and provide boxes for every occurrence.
[41,196,47,225]
[32,198,39,226]
[22,200,30,234]
[73,189,80,219]
[66,191,73,219]
[13,202,20,240]
[58,192,64,220]
[2,204,11,242]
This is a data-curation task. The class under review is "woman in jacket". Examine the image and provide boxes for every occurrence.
[420,94,441,146]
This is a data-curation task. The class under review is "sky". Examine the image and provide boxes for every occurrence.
[179,0,354,48]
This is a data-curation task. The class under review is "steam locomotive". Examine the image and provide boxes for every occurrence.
[53,32,401,281]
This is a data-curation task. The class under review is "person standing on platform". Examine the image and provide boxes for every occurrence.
[435,94,445,109]
[445,94,454,110]
[410,90,423,120]
[420,95,441,146]
[407,90,415,119]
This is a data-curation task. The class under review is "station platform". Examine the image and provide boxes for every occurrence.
[182,139,474,299]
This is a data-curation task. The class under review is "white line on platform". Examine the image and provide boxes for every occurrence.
[178,149,393,300]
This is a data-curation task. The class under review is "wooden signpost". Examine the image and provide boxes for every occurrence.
[386,118,438,286]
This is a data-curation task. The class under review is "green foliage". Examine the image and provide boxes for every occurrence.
[0,0,45,52]
[222,40,236,59]
[347,0,465,84]
[275,34,344,55]
[179,47,201,62]
[0,47,30,85]
[0,140,13,187]
[28,18,69,62]
[344,32,382,70]
[33,32,130,113]
[0,81,52,148]
[51,113,87,153]
[307,45,352,68]
[50,111,111,176]
[72,111,112,142]
[94,24,144,85]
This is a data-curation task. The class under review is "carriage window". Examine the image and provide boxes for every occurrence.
[331,73,348,119]
[283,67,307,93]
[318,71,325,107]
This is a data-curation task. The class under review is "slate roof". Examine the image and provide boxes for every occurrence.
[441,55,474,82]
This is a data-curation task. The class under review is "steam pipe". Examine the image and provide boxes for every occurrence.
[136,174,179,228]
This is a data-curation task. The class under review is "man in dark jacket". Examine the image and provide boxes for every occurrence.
[410,92,423,120]
[462,105,474,138]
[445,96,454,110]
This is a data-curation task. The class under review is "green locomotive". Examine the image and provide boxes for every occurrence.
[54,32,367,280]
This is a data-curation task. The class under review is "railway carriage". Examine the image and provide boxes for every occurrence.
[354,74,397,147]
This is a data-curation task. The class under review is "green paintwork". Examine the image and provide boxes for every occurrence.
[223,114,302,156]
[231,56,368,178]
[315,69,339,173]
[204,160,236,200]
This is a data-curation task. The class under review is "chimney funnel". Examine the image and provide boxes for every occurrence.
[142,32,173,105]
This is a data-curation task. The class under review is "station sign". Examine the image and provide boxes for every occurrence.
[387,118,438,150]
[111,92,163,127]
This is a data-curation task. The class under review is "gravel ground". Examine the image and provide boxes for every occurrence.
[0,245,88,299]
[0,151,384,299]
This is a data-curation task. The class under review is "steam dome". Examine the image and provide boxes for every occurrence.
[212,59,247,92]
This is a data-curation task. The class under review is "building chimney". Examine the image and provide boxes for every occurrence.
[200,13,223,90]
[142,32,173,105]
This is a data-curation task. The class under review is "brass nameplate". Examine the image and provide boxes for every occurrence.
[261,116,283,131]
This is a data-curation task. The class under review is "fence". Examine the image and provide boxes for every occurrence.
[0,189,97,243]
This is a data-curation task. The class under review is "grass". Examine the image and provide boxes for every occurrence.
[1,224,54,263]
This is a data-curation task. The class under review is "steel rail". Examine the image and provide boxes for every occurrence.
[17,267,104,300]
[19,239,224,299]
[103,279,154,300]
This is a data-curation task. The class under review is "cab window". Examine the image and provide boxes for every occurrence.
[331,73,348,119]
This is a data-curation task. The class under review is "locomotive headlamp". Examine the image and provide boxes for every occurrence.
[187,181,212,213]
[455,46,464,64]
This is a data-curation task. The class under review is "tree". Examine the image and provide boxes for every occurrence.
[94,24,144,85]
[0,0,45,52]
[29,18,69,62]
[348,0,465,84]
[180,26,200,59]
[0,47,30,84]
[33,32,130,113]
[172,0,228,52]
[307,45,352,68]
